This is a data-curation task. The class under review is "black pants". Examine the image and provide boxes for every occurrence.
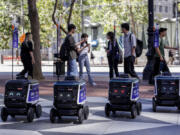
[19,59,33,78]
[152,57,170,78]
[124,56,138,78]
[108,56,119,79]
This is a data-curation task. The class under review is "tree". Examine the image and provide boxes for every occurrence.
[27,0,44,80]
[0,0,21,49]
[86,0,148,36]
[52,0,76,35]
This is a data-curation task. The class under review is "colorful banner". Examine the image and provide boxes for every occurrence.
[154,24,159,48]
[13,27,18,48]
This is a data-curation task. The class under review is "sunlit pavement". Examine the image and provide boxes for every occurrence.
[0,95,179,135]
[0,64,180,135]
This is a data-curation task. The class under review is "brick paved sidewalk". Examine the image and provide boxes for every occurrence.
[0,75,154,99]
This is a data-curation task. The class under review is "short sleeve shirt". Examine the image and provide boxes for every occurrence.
[78,43,89,56]
[20,41,33,61]
[155,38,168,57]
[123,32,136,58]
[66,35,77,60]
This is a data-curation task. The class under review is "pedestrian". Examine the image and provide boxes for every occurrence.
[151,28,177,81]
[16,32,35,79]
[168,50,174,65]
[106,32,120,79]
[121,23,139,79]
[77,33,96,86]
[66,24,85,77]
[90,51,95,65]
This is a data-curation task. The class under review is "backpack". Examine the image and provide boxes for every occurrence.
[129,34,143,58]
[59,35,70,61]
[116,41,123,64]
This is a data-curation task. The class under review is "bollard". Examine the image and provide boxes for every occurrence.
[1,55,4,64]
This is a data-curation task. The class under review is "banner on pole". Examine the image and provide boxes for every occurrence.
[13,27,18,48]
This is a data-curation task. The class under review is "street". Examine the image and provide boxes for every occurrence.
[0,64,179,135]
[0,95,179,135]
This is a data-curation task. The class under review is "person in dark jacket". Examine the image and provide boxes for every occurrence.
[17,32,35,79]
[106,32,120,79]
[66,24,85,77]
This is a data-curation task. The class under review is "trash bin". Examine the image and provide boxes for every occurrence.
[53,53,65,77]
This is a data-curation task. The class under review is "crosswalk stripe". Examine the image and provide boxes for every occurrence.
[0,129,42,135]
[40,121,174,134]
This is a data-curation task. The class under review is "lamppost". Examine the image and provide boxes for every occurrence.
[173,0,180,65]
[81,0,84,33]
[143,0,155,81]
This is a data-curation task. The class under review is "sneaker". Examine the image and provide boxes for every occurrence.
[91,82,97,86]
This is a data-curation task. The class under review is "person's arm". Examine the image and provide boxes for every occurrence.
[69,36,78,50]
[132,47,136,56]
[75,38,85,48]
[30,51,35,64]
[28,42,35,64]
[106,42,110,53]
[131,34,136,56]
[88,44,90,53]
[77,44,88,53]
[155,47,164,61]
[76,40,85,47]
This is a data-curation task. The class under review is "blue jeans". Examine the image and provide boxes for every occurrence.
[79,54,94,84]
[67,59,78,77]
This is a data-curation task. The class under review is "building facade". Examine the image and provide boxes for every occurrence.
[154,0,175,19]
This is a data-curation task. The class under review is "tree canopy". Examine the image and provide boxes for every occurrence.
[0,0,148,49]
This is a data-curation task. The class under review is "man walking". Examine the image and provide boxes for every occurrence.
[121,23,139,79]
[17,32,35,79]
[152,28,177,80]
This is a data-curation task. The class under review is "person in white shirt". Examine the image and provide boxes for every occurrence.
[77,33,96,86]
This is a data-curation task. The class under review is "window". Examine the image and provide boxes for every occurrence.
[159,6,162,12]
[154,5,156,12]
[165,6,168,13]
[92,27,98,40]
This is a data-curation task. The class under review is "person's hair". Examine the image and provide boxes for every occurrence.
[25,32,31,37]
[159,28,167,34]
[25,32,31,40]
[106,32,114,41]
[81,33,88,38]
[68,24,76,32]
[121,23,130,31]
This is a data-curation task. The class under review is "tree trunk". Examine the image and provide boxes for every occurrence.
[27,0,44,80]
[128,0,136,36]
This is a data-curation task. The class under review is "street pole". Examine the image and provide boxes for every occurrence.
[21,0,24,33]
[143,0,154,81]
[12,30,14,80]
[81,0,84,33]
[174,0,180,65]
